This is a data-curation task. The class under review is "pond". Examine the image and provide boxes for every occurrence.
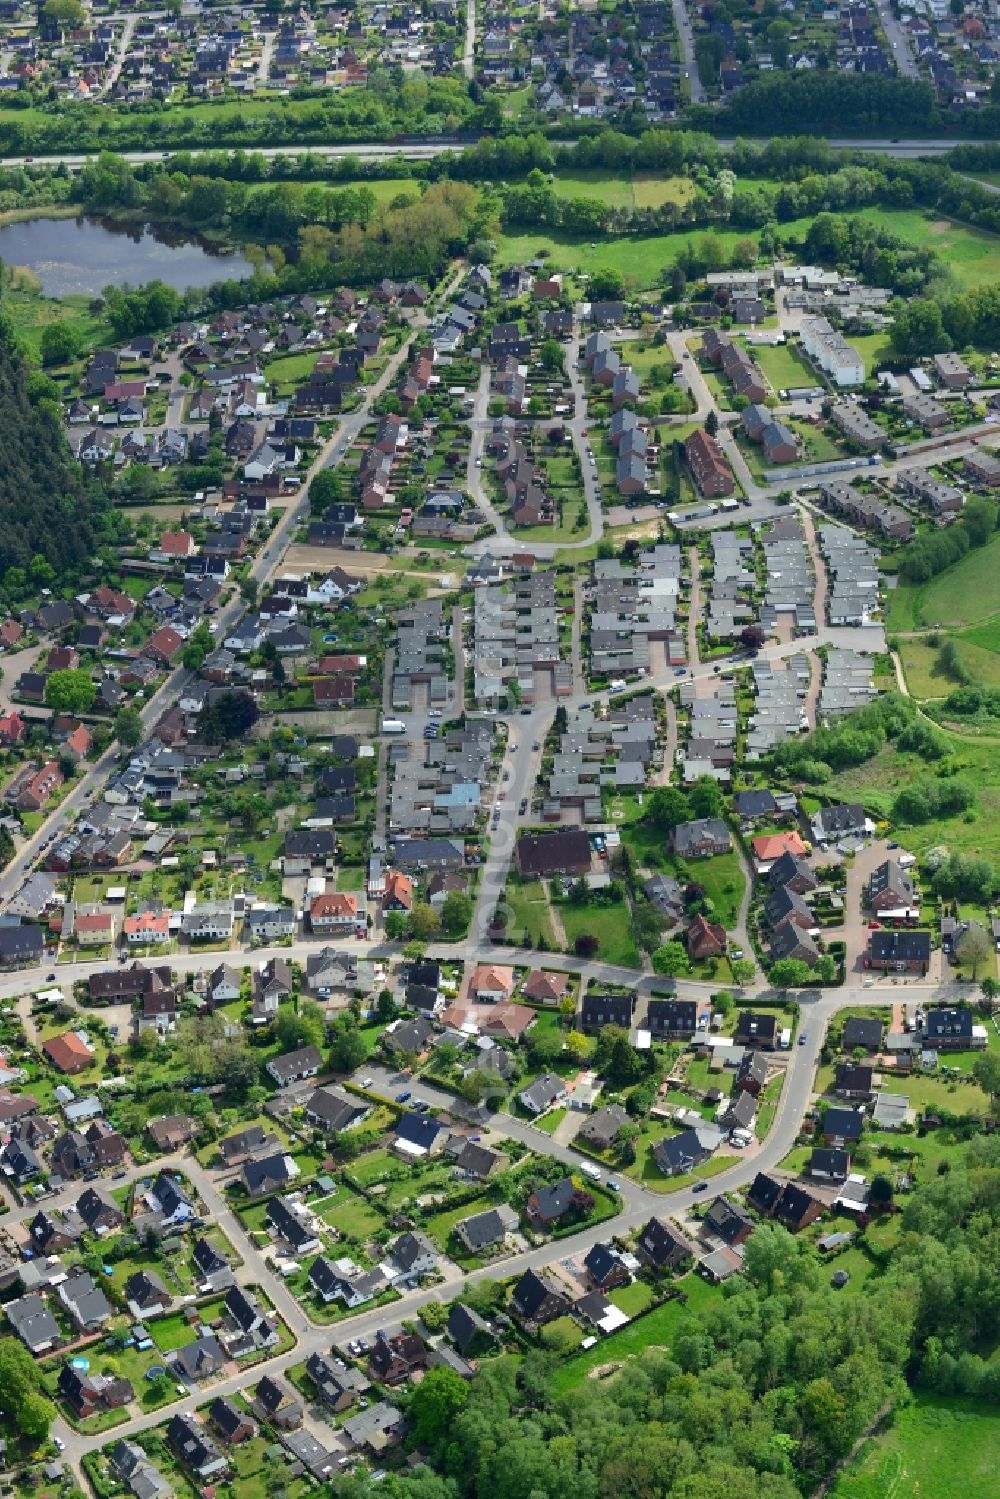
[0,214,254,298]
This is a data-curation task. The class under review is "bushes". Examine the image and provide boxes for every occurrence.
[892,775,976,825]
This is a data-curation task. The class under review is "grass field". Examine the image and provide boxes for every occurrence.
[827,727,1000,864]
[548,1275,718,1395]
[914,535,1000,627]
[498,206,1000,297]
[829,1395,1000,1499]
[899,632,1000,698]
[887,535,1000,633]
[846,331,894,373]
[751,341,817,392]
[506,880,557,948]
[550,170,695,211]
[558,900,641,966]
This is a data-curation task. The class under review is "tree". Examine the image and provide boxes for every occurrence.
[575,934,599,958]
[0,1338,53,1441]
[594,1024,644,1085]
[329,1017,366,1073]
[45,667,96,715]
[558,995,577,1024]
[406,1365,469,1458]
[527,1029,564,1069]
[40,322,80,366]
[308,468,341,515]
[376,988,397,1023]
[743,1223,798,1292]
[730,958,756,987]
[385,911,408,941]
[409,903,441,941]
[539,339,564,374]
[957,924,993,980]
[42,0,84,27]
[240,574,259,607]
[979,976,999,1013]
[114,706,144,748]
[652,941,692,977]
[276,1001,326,1053]
[740,625,766,650]
[972,1051,1000,1106]
[704,409,719,437]
[564,1029,589,1062]
[688,775,724,820]
[17,1391,54,1443]
[199,690,259,743]
[589,267,624,300]
[869,1173,894,1210]
[440,891,472,936]
[770,958,813,988]
[644,785,691,831]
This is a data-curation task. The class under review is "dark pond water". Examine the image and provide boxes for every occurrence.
[0,215,254,297]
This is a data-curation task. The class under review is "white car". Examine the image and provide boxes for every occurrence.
[54,1438,65,1452]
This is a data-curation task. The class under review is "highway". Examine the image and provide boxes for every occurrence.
[0,137,971,174]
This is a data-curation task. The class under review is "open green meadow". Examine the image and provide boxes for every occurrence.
[499,204,1000,296]
[829,1395,1000,1499]
[550,170,695,211]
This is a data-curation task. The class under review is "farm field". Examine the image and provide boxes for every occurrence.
[828,1395,1000,1499]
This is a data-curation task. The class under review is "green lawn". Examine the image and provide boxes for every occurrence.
[496,227,764,293]
[688,851,745,930]
[499,206,1000,299]
[609,1280,655,1316]
[316,1188,385,1241]
[845,331,893,373]
[536,1106,568,1135]
[505,880,557,948]
[750,341,817,392]
[891,534,1000,629]
[550,169,695,212]
[549,1276,719,1395]
[829,1394,1000,1499]
[558,900,641,967]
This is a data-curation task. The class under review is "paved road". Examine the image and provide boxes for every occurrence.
[44,968,973,1466]
[463,0,476,79]
[671,0,705,105]
[0,279,454,916]
[873,0,919,80]
[0,137,972,174]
